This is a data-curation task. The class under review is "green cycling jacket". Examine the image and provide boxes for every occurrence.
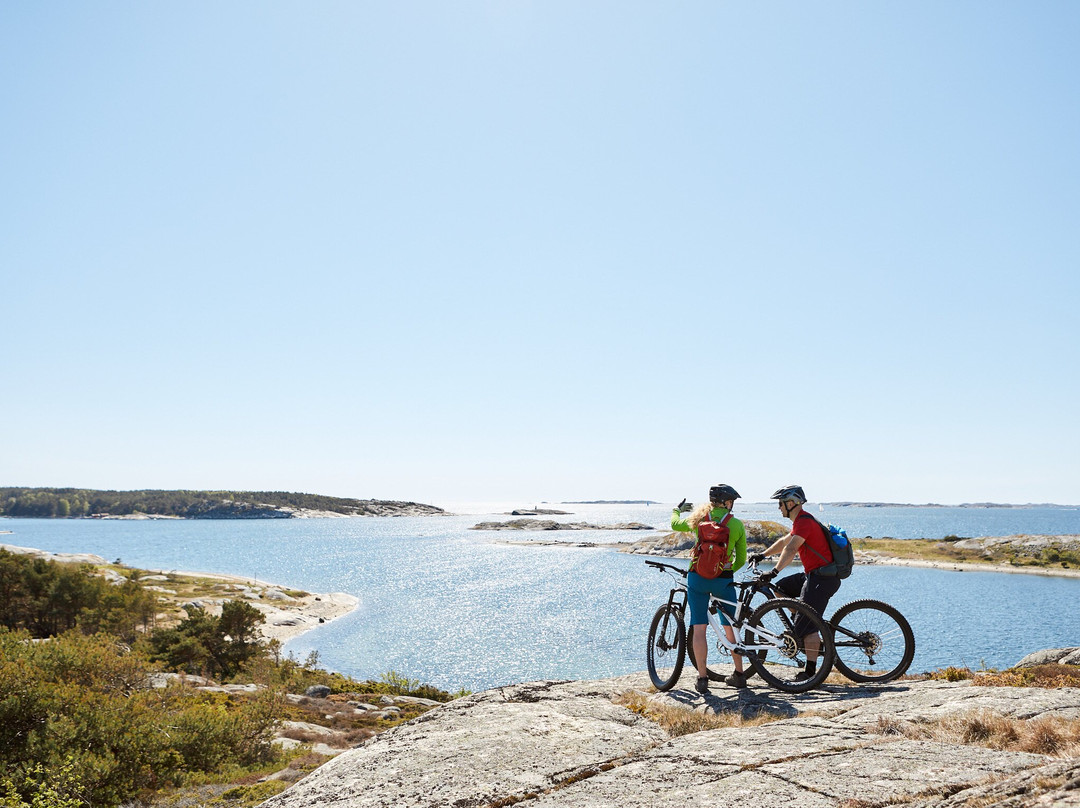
[671,506,747,574]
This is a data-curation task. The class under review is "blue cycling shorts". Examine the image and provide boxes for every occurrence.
[686,571,737,627]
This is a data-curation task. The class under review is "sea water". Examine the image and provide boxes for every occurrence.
[2,503,1078,692]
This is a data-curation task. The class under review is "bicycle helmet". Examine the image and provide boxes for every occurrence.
[771,485,806,504]
[709,484,741,503]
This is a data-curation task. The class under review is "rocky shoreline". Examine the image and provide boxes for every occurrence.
[615,531,1080,579]
[0,543,358,644]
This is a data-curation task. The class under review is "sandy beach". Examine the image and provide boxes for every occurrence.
[0,543,359,644]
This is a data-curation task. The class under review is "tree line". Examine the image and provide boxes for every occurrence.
[0,549,158,641]
[0,487,415,518]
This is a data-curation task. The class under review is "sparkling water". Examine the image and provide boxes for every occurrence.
[3,502,1078,692]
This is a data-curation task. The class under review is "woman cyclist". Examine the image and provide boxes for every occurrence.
[671,484,748,693]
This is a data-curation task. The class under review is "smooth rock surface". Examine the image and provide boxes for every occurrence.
[1015,646,1080,667]
[262,669,1080,808]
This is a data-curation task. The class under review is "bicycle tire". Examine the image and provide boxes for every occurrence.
[830,599,915,683]
[743,598,834,693]
[646,603,686,691]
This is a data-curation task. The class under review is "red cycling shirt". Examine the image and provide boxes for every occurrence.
[793,512,832,574]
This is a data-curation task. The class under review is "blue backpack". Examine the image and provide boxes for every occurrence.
[801,514,854,579]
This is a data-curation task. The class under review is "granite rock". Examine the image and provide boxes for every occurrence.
[261,668,1080,808]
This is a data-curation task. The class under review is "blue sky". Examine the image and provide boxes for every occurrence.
[2,2,1078,506]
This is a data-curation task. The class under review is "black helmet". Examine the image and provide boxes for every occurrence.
[771,485,806,504]
[709,484,741,503]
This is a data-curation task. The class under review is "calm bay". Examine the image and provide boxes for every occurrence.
[3,502,1078,692]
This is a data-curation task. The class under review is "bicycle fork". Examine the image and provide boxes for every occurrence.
[657,589,687,652]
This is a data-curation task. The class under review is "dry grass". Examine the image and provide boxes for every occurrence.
[869,709,1080,757]
[912,663,1080,688]
[924,666,977,682]
[615,690,783,737]
[976,664,1080,688]
[853,537,1080,571]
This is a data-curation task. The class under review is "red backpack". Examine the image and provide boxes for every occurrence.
[690,512,733,579]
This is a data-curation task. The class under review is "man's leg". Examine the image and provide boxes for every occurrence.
[797,573,842,676]
[722,623,743,673]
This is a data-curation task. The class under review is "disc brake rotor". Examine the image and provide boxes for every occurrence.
[861,631,883,656]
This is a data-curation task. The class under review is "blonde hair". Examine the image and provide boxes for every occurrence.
[686,497,734,531]
[686,502,712,531]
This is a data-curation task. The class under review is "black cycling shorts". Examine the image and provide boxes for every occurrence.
[774,571,841,638]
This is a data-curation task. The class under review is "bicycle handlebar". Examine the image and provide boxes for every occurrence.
[645,557,776,587]
[644,560,687,578]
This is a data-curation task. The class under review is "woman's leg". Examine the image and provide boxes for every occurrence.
[692,623,709,678]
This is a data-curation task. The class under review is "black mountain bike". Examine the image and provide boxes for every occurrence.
[645,560,835,694]
[693,573,915,685]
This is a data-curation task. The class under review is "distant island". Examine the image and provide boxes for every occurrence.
[0,487,445,519]
[559,500,660,505]
[824,502,1074,509]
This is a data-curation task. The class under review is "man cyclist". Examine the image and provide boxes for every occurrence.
[671,484,748,693]
[750,485,840,682]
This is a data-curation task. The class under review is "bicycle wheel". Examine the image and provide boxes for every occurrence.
[830,599,915,683]
[646,604,686,691]
[743,598,834,693]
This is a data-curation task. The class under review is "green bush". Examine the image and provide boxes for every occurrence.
[0,629,284,807]
[147,600,265,680]
[0,760,85,808]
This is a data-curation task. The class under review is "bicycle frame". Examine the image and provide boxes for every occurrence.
[701,588,796,656]
[753,577,860,645]
[648,561,796,656]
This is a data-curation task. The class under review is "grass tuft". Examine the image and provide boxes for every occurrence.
[867,709,1080,757]
[615,691,782,737]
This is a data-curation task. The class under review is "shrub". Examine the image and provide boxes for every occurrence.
[0,628,284,807]
[0,760,86,808]
[927,666,974,682]
[147,600,265,680]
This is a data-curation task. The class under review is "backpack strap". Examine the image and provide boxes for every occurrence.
[796,512,831,563]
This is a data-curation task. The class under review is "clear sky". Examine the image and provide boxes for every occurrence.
[2,2,1078,507]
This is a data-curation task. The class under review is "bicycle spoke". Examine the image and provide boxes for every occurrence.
[830,600,914,683]
[744,598,834,693]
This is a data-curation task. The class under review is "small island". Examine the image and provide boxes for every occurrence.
[825,501,1073,509]
[561,499,660,505]
[471,519,655,531]
[0,487,445,519]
